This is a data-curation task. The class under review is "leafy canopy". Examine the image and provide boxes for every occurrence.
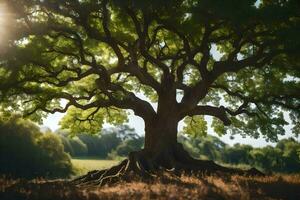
[0,0,299,140]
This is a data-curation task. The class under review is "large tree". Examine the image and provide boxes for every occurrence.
[0,0,299,184]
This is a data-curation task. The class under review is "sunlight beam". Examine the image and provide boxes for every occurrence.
[0,2,13,52]
[0,3,7,43]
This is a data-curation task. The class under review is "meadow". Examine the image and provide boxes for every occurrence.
[1,158,300,200]
[71,158,120,176]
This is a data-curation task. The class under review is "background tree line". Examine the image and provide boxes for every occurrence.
[179,135,300,173]
[56,125,144,159]
[58,125,300,173]
[1,115,299,178]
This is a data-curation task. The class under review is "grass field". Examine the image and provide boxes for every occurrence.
[71,158,120,176]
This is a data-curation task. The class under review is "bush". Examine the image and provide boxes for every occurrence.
[114,137,144,157]
[69,137,88,157]
[0,115,73,178]
[59,135,75,156]
[58,128,124,158]
[37,133,73,177]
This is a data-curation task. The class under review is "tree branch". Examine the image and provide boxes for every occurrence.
[183,105,231,126]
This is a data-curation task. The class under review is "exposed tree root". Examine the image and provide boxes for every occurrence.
[71,143,264,186]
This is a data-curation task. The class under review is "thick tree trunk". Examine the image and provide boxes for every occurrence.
[144,117,178,152]
[142,116,180,170]
[72,105,264,186]
[142,119,264,175]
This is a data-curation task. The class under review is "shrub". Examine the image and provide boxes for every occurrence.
[59,135,75,156]
[114,137,144,157]
[37,133,73,177]
[69,137,88,157]
[0,115,73,178]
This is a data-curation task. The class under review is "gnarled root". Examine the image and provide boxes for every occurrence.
[71,143,264,186]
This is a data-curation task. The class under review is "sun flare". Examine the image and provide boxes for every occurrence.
[0,2,13,50]
[0,3,7,44]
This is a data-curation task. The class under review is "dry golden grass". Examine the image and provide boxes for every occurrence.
[1,173,300,200]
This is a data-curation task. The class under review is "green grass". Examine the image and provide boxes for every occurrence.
[71,158,119,176]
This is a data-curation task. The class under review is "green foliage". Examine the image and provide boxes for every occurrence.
[59,107,128,135]
[0,0,299,146]
[179,134,226,160]
[180,132,300,173]
[58,125,142,159]
[211,118,226,136]
[223,144,253,164]
[68,137,89,157]
[59,134,75,156]
[182,116,207,138]
[36,133,74,177]
[0,115,73,178]
[110,135,144,158]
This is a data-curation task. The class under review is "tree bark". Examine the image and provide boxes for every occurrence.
[144,117,178,152]
[143,85,180,159]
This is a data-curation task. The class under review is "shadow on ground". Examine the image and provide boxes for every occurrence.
[1,174,300,200]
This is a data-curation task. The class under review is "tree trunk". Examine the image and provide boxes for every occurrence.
[144,117,178,152]
[72,105,265,186]
[142,118,265,175]
[142,116,180,169]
